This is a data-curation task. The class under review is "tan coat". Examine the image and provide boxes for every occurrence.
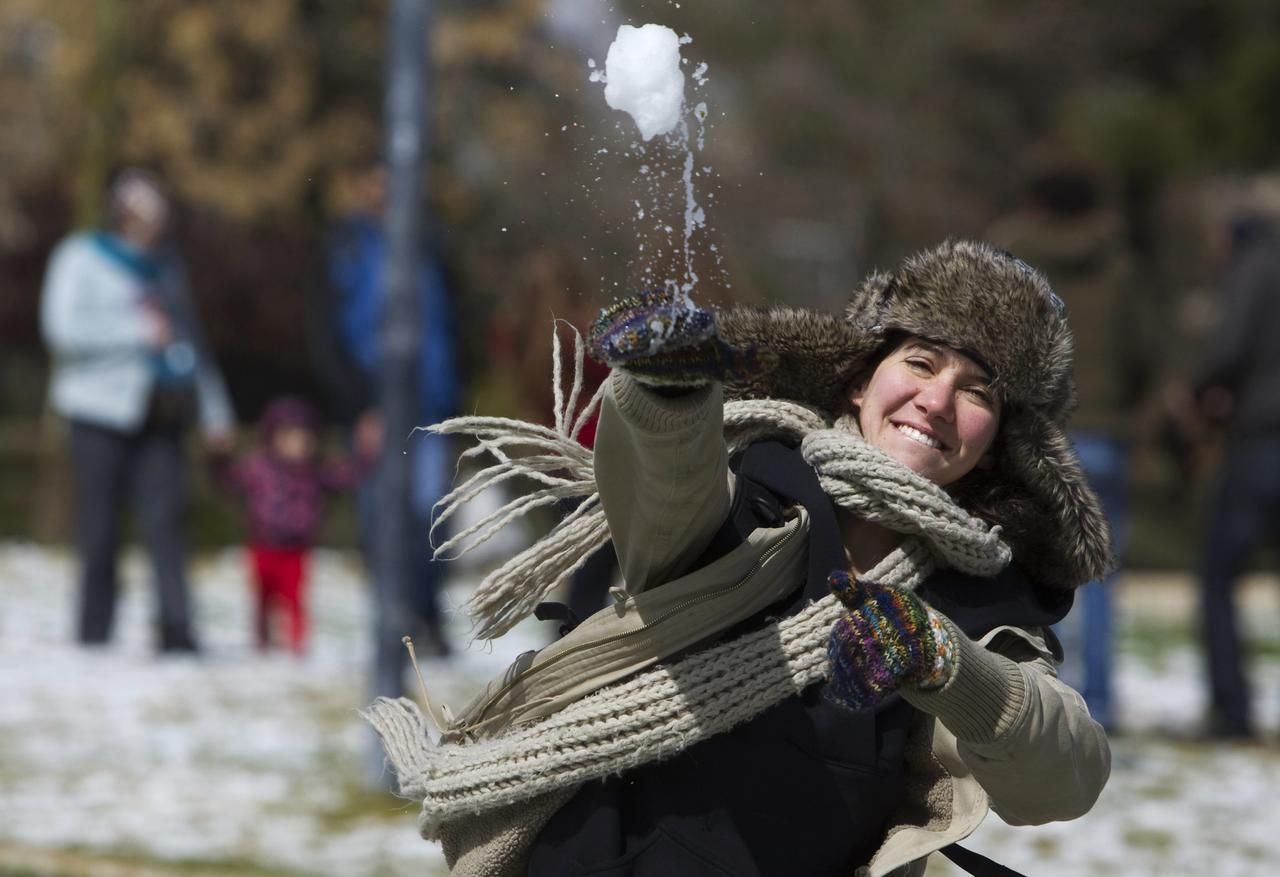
[440,372,1111,876]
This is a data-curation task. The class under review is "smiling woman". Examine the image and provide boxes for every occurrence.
[368,240,1115,877]
[849,337,1002,489]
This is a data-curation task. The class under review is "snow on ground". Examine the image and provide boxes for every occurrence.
[1,543,1277,876]
[939,660,1280,876]
[0,541,534,877]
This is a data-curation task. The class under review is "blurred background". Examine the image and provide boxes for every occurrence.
[2,1,1279,875]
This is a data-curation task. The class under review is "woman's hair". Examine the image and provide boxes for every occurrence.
[944,419,1043,556]
[842,331,907,403]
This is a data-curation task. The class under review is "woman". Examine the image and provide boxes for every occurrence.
[369,240,1112,876]
[40,168,234,652]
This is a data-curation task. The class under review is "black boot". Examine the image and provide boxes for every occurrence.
[158,623,200,654]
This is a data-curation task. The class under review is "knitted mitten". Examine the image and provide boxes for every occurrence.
[588,288,776,388]
[825,570,956,711]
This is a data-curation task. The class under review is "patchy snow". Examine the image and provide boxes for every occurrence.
[0,541,540,876]
[932,574,1280,876]
[0,546,1277,876]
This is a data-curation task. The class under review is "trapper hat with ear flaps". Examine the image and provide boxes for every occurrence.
[718,238,1113,590]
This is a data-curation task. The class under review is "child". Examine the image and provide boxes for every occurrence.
[212,395,367,654]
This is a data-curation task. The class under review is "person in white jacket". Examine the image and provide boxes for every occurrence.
[41,168,234,652]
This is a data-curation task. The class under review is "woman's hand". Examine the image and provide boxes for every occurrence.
[825,571,956,710]
[588,288,775,388]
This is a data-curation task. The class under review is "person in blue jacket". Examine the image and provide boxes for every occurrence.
[41,168,235,653]
[322,163,461,691]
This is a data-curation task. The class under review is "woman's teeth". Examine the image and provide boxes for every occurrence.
[897,424,941,449]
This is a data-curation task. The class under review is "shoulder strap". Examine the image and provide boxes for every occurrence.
[941,843,1028,877]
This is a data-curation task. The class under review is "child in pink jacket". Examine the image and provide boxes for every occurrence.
[212,395,368,654]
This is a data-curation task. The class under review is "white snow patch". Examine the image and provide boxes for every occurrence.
[2,544,1277,876]
[0,539,542,876]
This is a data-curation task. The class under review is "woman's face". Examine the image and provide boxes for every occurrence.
[848,338,1001,487]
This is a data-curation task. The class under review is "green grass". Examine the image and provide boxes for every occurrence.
[1029,834,1060,857]
[1122,827,1176,852]
[1119,618,1280,663]
[1134,779,1183,801]
[315,783,419,832]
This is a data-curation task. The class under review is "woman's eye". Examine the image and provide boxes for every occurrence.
[964,386,993,405]
[905,357,934,373]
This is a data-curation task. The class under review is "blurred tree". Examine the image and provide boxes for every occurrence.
[627,0,1280,266]
[0,0,1279,555]
[0,0,1279,404]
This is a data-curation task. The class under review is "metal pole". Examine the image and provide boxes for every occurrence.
[373,0,429,702]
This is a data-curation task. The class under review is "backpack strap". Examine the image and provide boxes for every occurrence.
[729,440,847,599]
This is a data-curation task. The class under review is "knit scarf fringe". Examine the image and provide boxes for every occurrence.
[368,328,1012,832]
[429,325,610,640]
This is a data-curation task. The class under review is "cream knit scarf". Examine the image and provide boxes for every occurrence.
[366,329,1011,837]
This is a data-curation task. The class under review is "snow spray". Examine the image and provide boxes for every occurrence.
[590,23,711,318]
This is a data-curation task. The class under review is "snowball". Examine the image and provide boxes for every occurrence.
[602,24,686,141]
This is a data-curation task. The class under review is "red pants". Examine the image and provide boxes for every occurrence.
[249,545,309,654]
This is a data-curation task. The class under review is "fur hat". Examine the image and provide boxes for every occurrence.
[719,239,1112,589]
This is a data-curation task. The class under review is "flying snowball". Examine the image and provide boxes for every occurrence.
[602,24,686,141]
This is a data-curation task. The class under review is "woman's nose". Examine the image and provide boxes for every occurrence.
[914,379,956,421]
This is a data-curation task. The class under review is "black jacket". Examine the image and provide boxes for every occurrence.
[1197,232,1280,438]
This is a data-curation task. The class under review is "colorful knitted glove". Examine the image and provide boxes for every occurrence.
[588,288,776,388]
[825,570,957,711]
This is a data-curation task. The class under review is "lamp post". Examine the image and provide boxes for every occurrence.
[373,0,430,708]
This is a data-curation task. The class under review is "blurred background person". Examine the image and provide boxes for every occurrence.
[986,152,1161,732]
[209,394,369,656]
[39,167,235,654]
[320,161,461,685]
[1185,211,1280,740]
